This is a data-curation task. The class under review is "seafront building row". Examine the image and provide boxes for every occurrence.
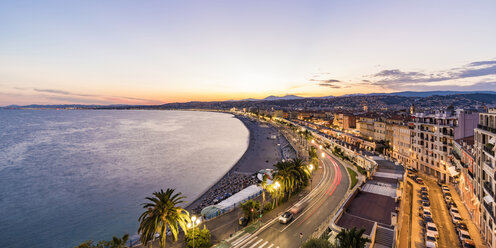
[236,105,496,247]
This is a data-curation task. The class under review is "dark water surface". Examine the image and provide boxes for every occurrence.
[0,110,248,248]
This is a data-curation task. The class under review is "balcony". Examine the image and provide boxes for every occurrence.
[484,144,495,157]
[483,201,495,220]
[478,124,496,135]
[483,161,493,173]
[484,181,495,197]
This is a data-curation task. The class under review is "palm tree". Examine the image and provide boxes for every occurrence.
[138,189,191,248]
[108,234,129,248]
[335,227,370,248]
[260,174,268,210]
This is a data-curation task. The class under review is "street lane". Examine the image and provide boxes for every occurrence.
[233,148,350,248]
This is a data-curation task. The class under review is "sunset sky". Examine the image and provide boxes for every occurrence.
[1,0,496,106]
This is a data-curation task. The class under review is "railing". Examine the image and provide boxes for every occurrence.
[478,124,496,135]
[484,182,495,197]
[484,145,495,156]
[484,201,495,220]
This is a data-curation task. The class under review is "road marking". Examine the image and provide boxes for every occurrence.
[226,231,245,242]
[267,244,274,248]
[280,154,340,232]
[247,238,263,248]
[231,233,251,246]
[258,241,269,248]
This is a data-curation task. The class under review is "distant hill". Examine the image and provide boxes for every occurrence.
[342,90,496,98]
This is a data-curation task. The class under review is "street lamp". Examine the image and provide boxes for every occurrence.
[319,145,323,149]
[187,215,202,248]
[321,152,325,158]
[308,164,314,190]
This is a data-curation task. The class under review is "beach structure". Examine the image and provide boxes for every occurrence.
[201,185,262,220]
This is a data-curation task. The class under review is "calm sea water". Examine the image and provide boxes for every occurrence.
[0,110,249,248]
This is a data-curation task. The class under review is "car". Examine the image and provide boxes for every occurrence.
[458,229,471,242]
[456,222,468,231]
[462,239,476,248]
[444,192,452,197]
[422,202,430,209]
[279,211,293,224]
[423,209,432,218]
[442,185,449,192]
[424,216,434,224]
[420,186,428,191]
[416,178,424,184]
[421,191,429,197]
[425,232,437,248]
[450,208,460,217]
[426,222,439,237]
[445,196,452,203]
[452,213,462,224]
[421,196,430,203]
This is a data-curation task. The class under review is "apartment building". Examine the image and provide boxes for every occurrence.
[358,116,375,140]
[411,109,458,182]
[392,123,413,167]
[374,120,386,142]
[333,113,356,130]
[452,137,480,230]
[412,108,479,182]
[475,108,496,247]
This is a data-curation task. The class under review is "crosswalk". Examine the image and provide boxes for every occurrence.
[230,233,279,248]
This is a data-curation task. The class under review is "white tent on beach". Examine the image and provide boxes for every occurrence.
[201,185,262,220]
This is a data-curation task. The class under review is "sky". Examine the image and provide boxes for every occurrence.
[1,0,496,106]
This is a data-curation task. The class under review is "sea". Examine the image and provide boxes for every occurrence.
[0,110,249,248]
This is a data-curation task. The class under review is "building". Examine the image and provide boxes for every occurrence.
[475,108,496,247]
[374,121,386,142]
[411,109,458,182]
[358,116,375,141]
[411,108,480,182]
[333,113,356,130]
[392,123,413,167]
[452,136,480,233]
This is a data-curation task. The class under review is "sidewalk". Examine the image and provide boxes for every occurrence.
[397,180,413,248]
[447,184,486,247]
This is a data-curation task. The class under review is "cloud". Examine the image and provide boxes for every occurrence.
[310,78,346,89]
[318,82,341,88]
[365,59,496,89]
[34,88,72,95]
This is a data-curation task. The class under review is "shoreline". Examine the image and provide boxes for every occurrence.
[186,113,284,214]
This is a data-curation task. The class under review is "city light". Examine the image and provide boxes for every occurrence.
[321,152,325,158]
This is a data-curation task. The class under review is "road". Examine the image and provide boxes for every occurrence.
[228,148,350,248]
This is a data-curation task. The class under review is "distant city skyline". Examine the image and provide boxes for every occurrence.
[1,0,496,106]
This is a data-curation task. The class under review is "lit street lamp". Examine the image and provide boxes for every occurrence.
[187,215,202,248]
[321,152,325,158]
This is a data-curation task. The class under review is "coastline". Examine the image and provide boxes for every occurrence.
[186,113,284,214]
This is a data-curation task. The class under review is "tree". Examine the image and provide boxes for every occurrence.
[240,199,260,221]
[335,227,370,248]
[108,234,129,248]
[138,189,190,248]
[260,174,268,211]
[184,227,212,248]
[302,238,333,248]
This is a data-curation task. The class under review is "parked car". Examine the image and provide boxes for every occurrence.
[421,191,429,197]
[456,222,468,231]
[416,178,424,184]
[458,229,471,242]
[279,211,293,224]
[421,196,430,203]
[423,209,432,218]
[420,186,428,192]
[444,192,452,198]
[425,232,437,248]
[445,195,452,203]
[422,202,430,209]
[452,213,463,224]
[462,239,476,248]
[424,216,434,224]
[426,222,439,237]
[450,208,460,217]
[442,185,449,192]
[448,201,458,210]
